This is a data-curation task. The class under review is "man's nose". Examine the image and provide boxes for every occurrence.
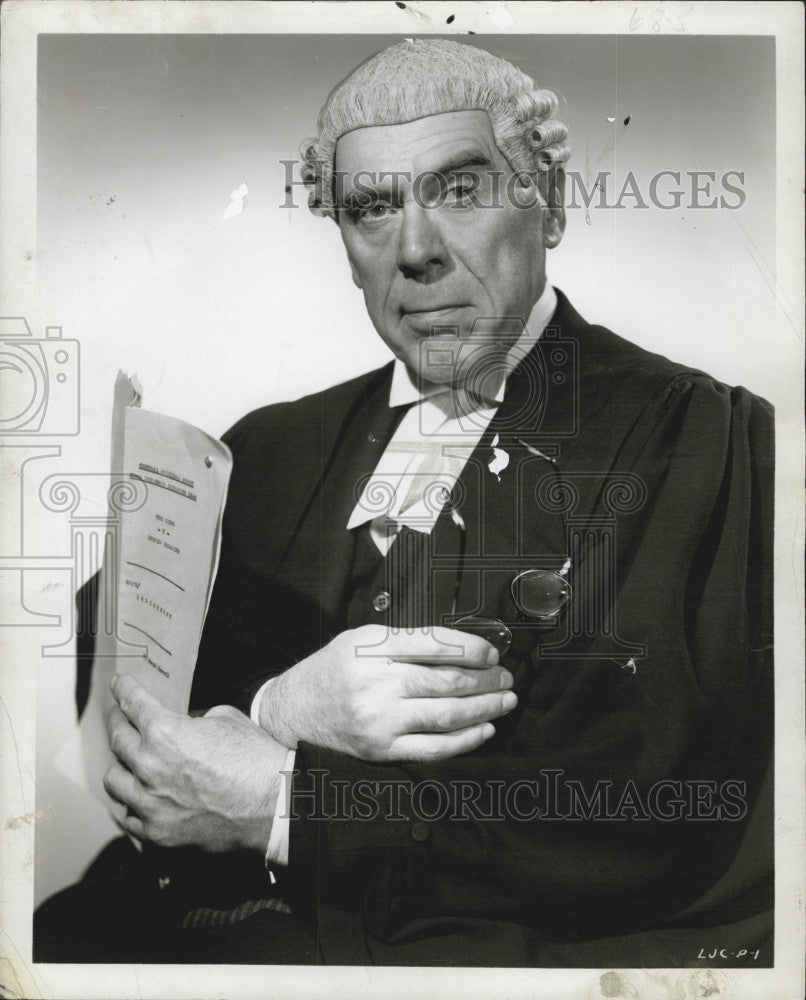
[396,201,447,282]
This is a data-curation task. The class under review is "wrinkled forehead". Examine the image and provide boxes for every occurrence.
[333,110,505,178]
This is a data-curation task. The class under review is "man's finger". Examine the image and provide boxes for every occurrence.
[111,674,171,733]
[106,704,141,770]
[389,723,496,762]
[103,760,145,814]
[400,662,513,699]
[406,690,518,734]
[386,626,498,668]
[119,811,145,841]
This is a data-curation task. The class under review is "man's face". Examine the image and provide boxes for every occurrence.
[335,110,565,386]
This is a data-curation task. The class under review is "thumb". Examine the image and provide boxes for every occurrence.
[204,704,246,722]
[112,673,172,731]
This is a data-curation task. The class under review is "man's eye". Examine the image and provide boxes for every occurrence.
[447,181,478,205]
[349,202,396,224]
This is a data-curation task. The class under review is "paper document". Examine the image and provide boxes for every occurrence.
[80,372,233,809]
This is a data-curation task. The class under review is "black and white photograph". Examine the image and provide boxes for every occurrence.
[0,2,803,998]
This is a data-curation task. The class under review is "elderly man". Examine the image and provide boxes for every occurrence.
[36,39,773,967]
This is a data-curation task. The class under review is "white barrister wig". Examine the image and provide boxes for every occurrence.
[300,38,570,219]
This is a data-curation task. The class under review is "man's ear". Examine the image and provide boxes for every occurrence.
[538,165,566,250]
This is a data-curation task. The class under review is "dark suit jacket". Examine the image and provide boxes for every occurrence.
[186,290,774,966]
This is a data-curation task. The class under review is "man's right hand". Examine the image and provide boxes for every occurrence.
[256,625,517,762]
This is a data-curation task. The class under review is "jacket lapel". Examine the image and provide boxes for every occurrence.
[276,363,405,620]
[275,363,396,571]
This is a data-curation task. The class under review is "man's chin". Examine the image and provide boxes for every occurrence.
[415,364,461,387]
[408,341,512,392]
[408,339,468,387]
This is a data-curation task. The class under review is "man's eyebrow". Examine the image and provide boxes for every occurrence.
[338,177,397,212]
[435,151,496,175]
[337,151,496,211]
[340,189,377,212]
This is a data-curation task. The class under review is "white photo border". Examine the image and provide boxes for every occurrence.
[1,3,803,999]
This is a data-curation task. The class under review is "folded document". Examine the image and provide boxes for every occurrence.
[80,372,233,816]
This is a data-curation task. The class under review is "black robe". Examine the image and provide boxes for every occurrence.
[189,289,774,966]
[39,290,774,967]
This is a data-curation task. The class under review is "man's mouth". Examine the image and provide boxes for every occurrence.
[405,304,467,315]
[403,305,471,332]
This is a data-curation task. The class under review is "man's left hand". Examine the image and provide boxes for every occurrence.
[104,674,286,854]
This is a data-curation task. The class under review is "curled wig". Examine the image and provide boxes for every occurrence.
[300,38,570,219]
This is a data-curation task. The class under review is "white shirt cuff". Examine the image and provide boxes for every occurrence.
[250,676,277,724]
[265,747,295,872]
[250,678,293,877]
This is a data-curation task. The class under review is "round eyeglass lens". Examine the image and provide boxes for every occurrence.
[511,569,572,619]
[452,615,513,656]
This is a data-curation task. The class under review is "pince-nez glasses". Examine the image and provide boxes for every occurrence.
[448,506,572,657]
